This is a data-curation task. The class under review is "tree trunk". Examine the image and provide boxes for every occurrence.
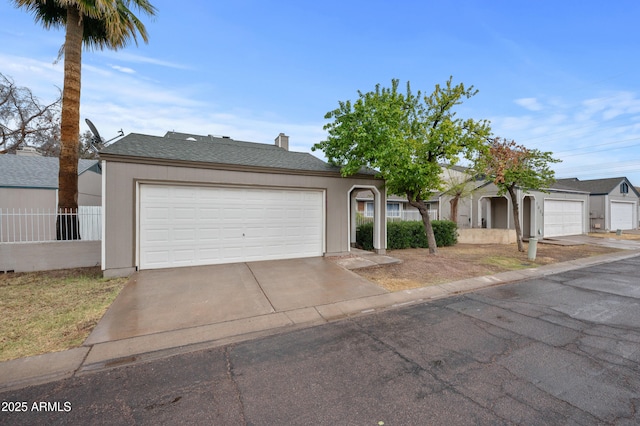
[57,6,82,240]
[408,199,438,255]
[507,185,524,252]
[450,196,459,223]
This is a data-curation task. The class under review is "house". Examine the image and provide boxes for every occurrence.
[469,181,591,238]
[355,165,480,224]
[437,165,485,228]
[99,132,387,277]
[354,191,435,221]
[556,177,639,231]
[0,151,102,211]
[0,151,103,269]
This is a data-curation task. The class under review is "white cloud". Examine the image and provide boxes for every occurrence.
[98,51,192,70]
[110,65,136,74]
[514,97,543,111]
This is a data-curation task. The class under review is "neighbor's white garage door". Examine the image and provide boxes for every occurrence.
[139,184,324,270]
[610,201,634,230]
[543,199,583,238]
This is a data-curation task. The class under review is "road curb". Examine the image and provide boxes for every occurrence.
[2,249,639,392]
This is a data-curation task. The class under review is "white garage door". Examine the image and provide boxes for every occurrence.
[611,201,634,230]
[544,200,583,238]
[139,184,324,270]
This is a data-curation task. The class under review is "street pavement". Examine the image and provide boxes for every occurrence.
[1,255,639,425]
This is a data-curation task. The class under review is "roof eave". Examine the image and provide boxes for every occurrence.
[99,153,382,180]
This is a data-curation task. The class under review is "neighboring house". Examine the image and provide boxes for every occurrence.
[353,162,608,239]
[355,165,478,223]
[0,152,102,210]
[470,181,591,238]
[99,132,387,277]
[355,191,436,221]
[556,177,640,231]
[438,165,485,228]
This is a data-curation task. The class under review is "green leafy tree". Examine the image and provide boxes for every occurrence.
[476,137,560,252]
[14,0,156,239]
[313,78,491,254]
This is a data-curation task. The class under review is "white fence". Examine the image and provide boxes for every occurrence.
[0,207,102,243]
[357,210,438,226]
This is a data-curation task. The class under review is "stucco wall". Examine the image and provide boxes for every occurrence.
[0,170,101,210]
[589,195,606,231]
[102,160,385,277]
[457,228,516,244]
[0,187,56,211]
[78,171,102,206]
[0,241,100,273]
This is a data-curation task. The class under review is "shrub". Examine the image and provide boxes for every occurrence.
[356,220,457,250]
[356,221,375,250]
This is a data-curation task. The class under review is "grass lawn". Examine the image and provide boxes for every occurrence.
[0,240,628,362]
[0,267,127,362]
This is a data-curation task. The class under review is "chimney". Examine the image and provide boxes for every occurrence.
[275,133,289,150]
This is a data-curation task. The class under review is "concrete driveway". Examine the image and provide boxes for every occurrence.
[547,233,640,250]
[86,257,387,345]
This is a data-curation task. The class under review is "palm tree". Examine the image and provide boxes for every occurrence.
[13,0,156,239]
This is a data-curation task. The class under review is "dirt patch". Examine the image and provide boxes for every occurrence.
[354,243,623,292]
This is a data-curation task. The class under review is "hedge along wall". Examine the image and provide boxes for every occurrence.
[357,220,458,250]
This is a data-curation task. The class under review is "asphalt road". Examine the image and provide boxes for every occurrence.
[1,256,639,425]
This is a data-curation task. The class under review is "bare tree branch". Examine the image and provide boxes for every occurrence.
[0,72,61,155]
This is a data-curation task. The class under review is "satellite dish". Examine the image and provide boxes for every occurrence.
[84,118,124,149]
[85,118,102,144]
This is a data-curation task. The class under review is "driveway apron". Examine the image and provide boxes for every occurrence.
[86,257,386,345]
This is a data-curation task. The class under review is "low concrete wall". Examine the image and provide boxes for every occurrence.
[0,241,100,273]
[457,229,517,244]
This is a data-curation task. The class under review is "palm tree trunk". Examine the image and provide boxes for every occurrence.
[57,6,82,240]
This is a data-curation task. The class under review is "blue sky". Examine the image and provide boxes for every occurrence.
[2,1,640,183]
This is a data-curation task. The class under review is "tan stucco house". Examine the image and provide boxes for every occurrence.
[0,152,102,210]
[470,181,591,239]
[99,132,387,277]
[556,177,639,231]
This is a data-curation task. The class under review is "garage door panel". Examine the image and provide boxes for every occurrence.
[143,250,170,265]
[139,185,324,269]
[199,228,221,240]
[144,229,169,243]
[611,202,634,230]
[544,200,584,238]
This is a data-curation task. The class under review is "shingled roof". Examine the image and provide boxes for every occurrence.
[99,132,372,175]
[0,155,100,189]
[556,177,640,196]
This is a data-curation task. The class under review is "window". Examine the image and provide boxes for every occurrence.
[620,182,629,194]
[386,202,401,217]
[364,202,374,217]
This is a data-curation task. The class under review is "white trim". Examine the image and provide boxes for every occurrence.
[135,180,141,269]
[348,184,384,252]
[605,194,609,230]
[100,160,106,270]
